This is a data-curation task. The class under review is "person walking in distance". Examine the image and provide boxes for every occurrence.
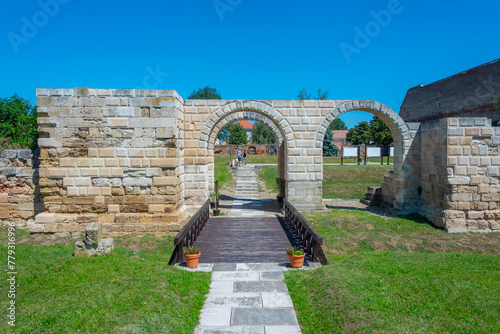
[243,151,247,165]
[237,149,242,166]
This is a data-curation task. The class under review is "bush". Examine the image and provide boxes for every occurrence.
[0,94,38,149]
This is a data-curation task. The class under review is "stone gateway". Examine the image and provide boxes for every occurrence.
[31,65,500,234]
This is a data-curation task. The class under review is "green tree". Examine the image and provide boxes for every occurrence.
[297,88,329,100]
[188,86,221,99]
[216,127,229,144]
[297,88,311,100]
[370,116,393,147]
[251,122,276,144]
[227,124,248,145]
[322,119,346,157]
[0,94,38,149]
[346,121,371,145]
[188,86,224,142]
[323,130,337,157]
[327,118,347,132]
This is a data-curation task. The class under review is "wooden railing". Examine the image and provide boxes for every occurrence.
[168,199,210,265]
[284,199,329,265]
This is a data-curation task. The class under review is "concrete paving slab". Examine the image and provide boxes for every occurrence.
[233,281,289,293]
[260,271,284,281]
[231,308,299,326]
[209,281,234,294]
[194,326,265,334]
[175,263,214,272]
[199,307,232,326]
[205,293,262,307]
[236,263,283,272]
[264,326,302,334]
[262,293,294,308]
[213,263,237,271]
[213,271,260,281]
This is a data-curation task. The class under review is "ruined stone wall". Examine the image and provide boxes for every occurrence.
[417,119,450,227]
[33,89,414,233]
[413,118,500,232]
[0,149,42,223]
[442,118,500,231]
[400,58,500,123]
[33,88,187,236]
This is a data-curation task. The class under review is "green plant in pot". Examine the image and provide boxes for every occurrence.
[286,247,305,268]
[183,245,201,268]
[209,192,221,216]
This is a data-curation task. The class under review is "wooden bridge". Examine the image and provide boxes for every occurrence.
[169,199,328,265]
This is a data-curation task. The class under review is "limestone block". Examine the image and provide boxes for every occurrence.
[128,148,145,158]
[122,177,152,187]
[105,158,119,167]
[0,194,8,203]
[153,176,177,186]
[74,237,114,257]
[116,107,135,117]
[81,168,100,177]
[108,205,120,214]
[35,212,56,224]
[101,187,112,196]
[148,204,165,214]
[84,222,102,245]
[150,158,177,168]
[30,224,45,233]
[108,118,129,128]
[59,158,77,168]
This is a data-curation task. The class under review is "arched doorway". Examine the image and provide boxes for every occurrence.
[315,100,415,211]
[197,101,293,207]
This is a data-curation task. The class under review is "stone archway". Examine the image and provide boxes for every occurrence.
[315,100,415,211]
[197,102,292,202]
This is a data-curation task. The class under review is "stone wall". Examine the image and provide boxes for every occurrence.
[400,58,500,123]
[33,88,187,236]
[33,88,417,234]
[441,118,500,231]
[0,149,42,223]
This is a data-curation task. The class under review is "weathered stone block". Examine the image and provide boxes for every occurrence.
[35,212,56,224]
[84,222,102,245]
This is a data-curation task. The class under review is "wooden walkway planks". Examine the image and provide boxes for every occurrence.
[194,216,304,263]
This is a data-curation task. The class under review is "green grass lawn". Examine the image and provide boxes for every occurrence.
[0,228,211,333]
[257,164,393,199]
[285,210,500,333]
[214,155,235,190]
[323,165,394,199]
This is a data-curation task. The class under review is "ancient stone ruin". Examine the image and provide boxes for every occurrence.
[0,59,498,234]
[74,222,114,257]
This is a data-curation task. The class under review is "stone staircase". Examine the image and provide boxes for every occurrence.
[234,165,260,199]
[360,186,383,206]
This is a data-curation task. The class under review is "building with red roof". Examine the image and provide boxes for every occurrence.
[236,120,254,142]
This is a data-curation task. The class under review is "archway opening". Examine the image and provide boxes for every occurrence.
[321,110,395,201]
[205,110,288,214]
[317,101,412,210]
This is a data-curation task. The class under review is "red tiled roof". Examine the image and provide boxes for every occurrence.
[331,130,348,140]
[237,120,254,130]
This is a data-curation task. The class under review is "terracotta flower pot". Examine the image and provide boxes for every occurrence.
[288,253,305,268]
[185,252,201,268]
[213,209,220,216]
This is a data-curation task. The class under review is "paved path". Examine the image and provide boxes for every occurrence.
[194,263,316,334]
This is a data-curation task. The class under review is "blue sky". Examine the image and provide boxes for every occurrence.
[1,0,499,128]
